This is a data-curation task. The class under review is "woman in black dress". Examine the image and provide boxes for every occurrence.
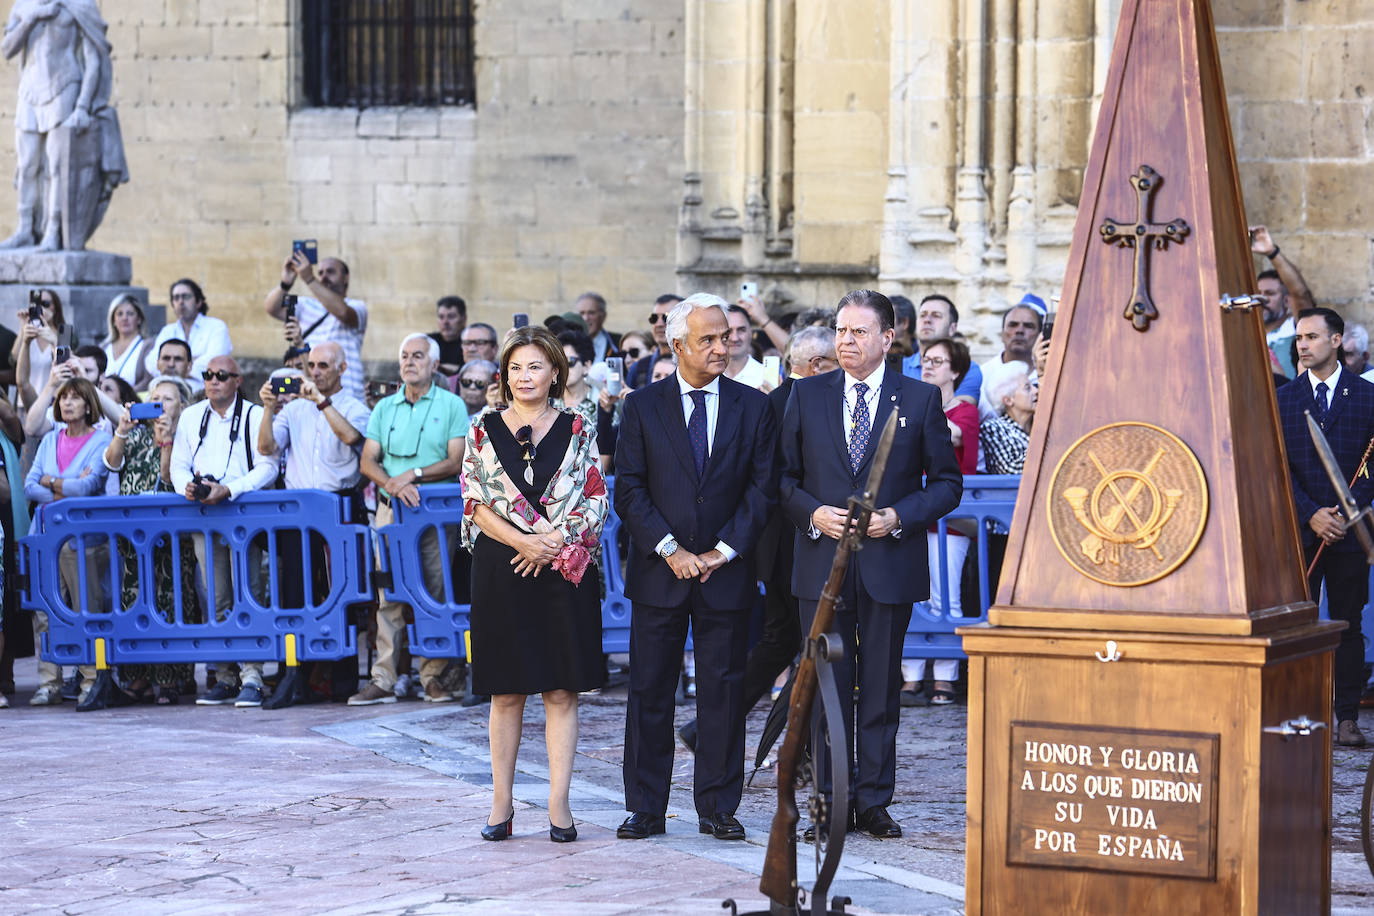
[460,326,610,843]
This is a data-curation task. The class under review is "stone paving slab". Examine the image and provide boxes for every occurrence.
[0,655,1371,914]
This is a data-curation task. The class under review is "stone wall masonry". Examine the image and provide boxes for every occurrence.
[0,2,685,367]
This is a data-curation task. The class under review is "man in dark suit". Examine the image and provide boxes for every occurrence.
[678,324,838,752]
[781,289,962,838]
[1277,306,1374,748]
[614,293,777,841]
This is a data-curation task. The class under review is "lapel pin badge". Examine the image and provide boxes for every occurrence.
[899,417,907,428]
[1344,388,1349,396]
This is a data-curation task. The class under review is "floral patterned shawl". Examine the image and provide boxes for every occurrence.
[460,406,609,584]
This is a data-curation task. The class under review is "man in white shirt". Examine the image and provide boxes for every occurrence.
[143,279,233,383]
[723,305,769,390]
[257,340,370,609]
[265,250,368,401]
[171,355,279,708]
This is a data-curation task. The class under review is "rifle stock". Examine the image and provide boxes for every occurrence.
[758,539,853,904]
[758,411,898,909]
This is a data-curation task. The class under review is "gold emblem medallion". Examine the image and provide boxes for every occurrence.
[1047,422,1208,587]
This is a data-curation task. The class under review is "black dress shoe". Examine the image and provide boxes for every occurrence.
[481,810,514,841]
[854,805,902,838]
[699,813,746,840]
[678,720,698,754]
[616,812,666,839]
[549,821,578,843]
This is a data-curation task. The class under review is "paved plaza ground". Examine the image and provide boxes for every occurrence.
[1,657,1371,914]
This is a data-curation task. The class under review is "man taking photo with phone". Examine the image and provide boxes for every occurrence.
[264,245,368,401]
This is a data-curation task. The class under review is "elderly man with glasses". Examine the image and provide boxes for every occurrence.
[350,334,470,706]
[171,355,279,708]
[461,323,499,366]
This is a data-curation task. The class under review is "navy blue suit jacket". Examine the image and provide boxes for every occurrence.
[780,368,963,604]
[613,374,777,609]
[1276,367,1374,553]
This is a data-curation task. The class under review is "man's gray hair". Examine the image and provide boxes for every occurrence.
[1346,323,1369,355]
[787,326,836,369]
[665,293,730,348]
[398,333,440,362]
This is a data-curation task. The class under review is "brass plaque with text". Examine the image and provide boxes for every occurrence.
[1006,722,1219,879]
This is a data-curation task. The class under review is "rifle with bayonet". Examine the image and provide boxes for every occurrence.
[757,411,900,915]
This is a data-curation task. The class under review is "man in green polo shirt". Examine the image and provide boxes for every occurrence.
[350,333,469,705]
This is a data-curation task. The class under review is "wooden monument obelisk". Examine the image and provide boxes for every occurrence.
[962,1,1343,912]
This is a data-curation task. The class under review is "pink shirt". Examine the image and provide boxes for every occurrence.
[56,429,95,473]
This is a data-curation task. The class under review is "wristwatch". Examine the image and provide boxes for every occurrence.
[657,538,679,559]
[413,466,423,482]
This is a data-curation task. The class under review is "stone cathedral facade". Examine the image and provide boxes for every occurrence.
[0,1,1362,366]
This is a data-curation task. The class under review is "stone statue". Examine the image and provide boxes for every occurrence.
[0,0,127,251]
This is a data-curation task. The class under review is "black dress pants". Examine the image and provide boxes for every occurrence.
[1304,544,1368,724]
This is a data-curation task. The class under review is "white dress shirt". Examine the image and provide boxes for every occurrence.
[294,296,368,402]
[653,372,737,561]
[171,397,278,499]
[270,392,371,490]
[144,313,233,381]
[1308,363,1342,409]
[843,363,886,441]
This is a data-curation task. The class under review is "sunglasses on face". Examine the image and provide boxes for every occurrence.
[459,378,488,389]
[201,370,240,382]
[565,355,583,367]
[623,348,643,360]
[647,313,668,324]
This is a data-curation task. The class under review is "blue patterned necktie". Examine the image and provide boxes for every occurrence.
[687,389,708,476]
[1315,381,1329,426]
[848,382,870,474]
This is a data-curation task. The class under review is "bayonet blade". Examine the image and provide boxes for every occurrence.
[1306,411,1374,561]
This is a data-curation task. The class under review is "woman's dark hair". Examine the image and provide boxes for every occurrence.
[102,374,138,405]
[53,377,101,426]
[557,329,595,366]
[498,326,569,403]
[924,336,971,389]
[170,278,208,314]
[37,288,65,329]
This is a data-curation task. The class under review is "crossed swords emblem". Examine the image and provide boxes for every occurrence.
[1062,447,1183,566]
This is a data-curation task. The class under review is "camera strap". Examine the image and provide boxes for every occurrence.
[191,394,255,479]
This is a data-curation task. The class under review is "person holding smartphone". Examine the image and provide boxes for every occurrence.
[103,376,198,705]
[12,288,64,410]
[264,248,368,401]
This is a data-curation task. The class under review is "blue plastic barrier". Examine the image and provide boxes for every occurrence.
[903,475,1021,662]
[380,478,650,660]
[22,490,368,666]
[375,484,471,659]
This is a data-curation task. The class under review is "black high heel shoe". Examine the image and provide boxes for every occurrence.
[549,821,577,843]
[481,811,514,841]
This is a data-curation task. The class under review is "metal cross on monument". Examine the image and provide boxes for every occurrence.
[1098,164,1191,331]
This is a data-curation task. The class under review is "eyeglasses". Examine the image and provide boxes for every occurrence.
[201,370,240,382]
[463,338,496,348]
[623,348,643,360]
[459,378,488,390]
[171,292,198,303]
[647,313,669,324]
[920,356,949,369]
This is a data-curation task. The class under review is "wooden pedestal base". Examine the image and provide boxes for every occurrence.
[961,620,1341,915]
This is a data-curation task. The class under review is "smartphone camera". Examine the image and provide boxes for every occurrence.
[53,345,70,365]
[27,289,43,322]
[273,376,303,396]
[283,294,297,321]
[292,239,319,265]
[130,401,164,421]
[512,313,529,329]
